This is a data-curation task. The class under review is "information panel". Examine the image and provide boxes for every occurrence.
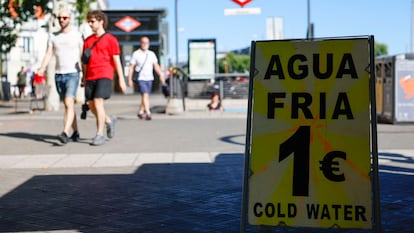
[396,59,414,122]
[188,39,216,80]
[247,38,373,229]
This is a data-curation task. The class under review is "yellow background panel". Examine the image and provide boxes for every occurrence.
[248,38,372,229]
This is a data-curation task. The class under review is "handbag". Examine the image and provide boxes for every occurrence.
[132,53,148,84]
[161,84,170,97]
[81,33,107,64]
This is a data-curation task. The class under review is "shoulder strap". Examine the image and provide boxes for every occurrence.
[136,52,149,73]
[90,33,107,49]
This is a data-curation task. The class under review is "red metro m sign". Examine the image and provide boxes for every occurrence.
[232,0,252,7]
[115,16,141,32]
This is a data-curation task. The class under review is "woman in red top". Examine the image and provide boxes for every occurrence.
[82,10,126,146]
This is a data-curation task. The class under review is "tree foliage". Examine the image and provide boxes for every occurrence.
[76,0,96,23]
[0,0,95,76]
[218,52,250,73]
[0,0,95,56]
[19,0,51,21]
[0,0,53,77]
[375,42,388,57]
[1,0,22,55]
[217,41,389,75]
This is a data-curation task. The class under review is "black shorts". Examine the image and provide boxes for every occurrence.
[85,78,112,100]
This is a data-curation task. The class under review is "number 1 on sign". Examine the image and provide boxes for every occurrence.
[279,126,347,197]
[279,126,310,197]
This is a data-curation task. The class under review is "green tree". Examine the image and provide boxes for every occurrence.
[0,0,95,79]
[76,0,96,23]
[0,0,21,79]
[375,42,388,57]
[0,0,51,79]
[217,41,389,75]
[218,52,250,73]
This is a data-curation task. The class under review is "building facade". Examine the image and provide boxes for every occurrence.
[4,0,107,109]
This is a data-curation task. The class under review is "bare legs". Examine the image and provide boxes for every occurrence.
[63,96,78,135]
[89,98,111,135]
[139,93,151,114]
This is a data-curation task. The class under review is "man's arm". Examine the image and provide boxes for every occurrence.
[81,63,87,87]
[79,40,85,87]
[127,64,135,87]
[153,62,165,84]
[113,55,126,93]
[37,44,54,75]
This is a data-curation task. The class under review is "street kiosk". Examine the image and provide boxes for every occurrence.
[375,53,414,124]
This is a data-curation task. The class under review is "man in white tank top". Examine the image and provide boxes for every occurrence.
[37,9,83,144]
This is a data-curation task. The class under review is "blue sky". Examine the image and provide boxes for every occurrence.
[108,0,412,63]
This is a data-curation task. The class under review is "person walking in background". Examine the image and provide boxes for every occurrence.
[16,66,27,98]
[127,36,166,120]
[37,9,83,144]
[82,10,126,146]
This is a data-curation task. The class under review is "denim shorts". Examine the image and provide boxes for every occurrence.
[55,73,80,100]
[138,80,153,94]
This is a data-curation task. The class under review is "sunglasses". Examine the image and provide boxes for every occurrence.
[57,16,69,20]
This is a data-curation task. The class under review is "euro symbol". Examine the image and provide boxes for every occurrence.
[319,151,346,182]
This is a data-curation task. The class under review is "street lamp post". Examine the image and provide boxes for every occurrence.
[170,0,178,98]
[165,0,184,114]
[411,0,414,52]
[175,0,179,66]
[307,0,312,39]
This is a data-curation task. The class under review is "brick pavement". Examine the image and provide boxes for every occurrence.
[0,94,413,232]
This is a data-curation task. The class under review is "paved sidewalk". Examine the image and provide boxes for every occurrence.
[0,94,248,119]
[0,94,413,232]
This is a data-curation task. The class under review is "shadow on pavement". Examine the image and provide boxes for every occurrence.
[0,132,61,146]
[379,152,414,173]
[377,152,414,233]
[151,105,167,114]
[0,153,244,233]
[0,153,412,232]
[0,132,94,146]
[0,105,13,109]
[219,134,245,146]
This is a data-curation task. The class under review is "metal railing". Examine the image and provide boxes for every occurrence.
[169,67,249,100]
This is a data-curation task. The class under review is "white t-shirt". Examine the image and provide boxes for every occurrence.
[48,29,83,74]
[130,49,158,81]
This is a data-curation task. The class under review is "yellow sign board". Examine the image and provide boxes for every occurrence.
[247,38,372,229]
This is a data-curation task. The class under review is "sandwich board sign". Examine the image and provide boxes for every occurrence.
[241,36,381,232]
